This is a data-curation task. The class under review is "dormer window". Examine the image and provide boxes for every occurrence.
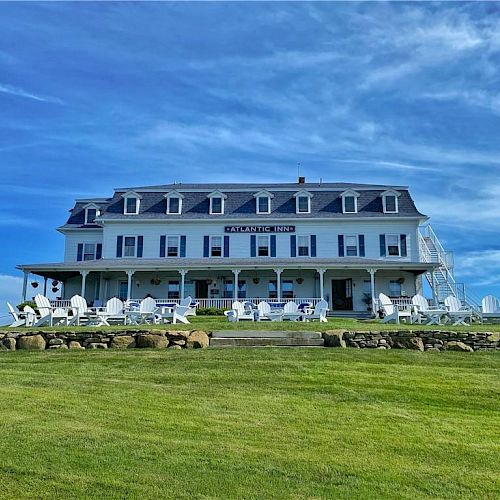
[341,189,360,214]
[207,190,227,215]
[122,190,142,215]
[84,205,99,224]
[294,189,313,214]
[164,189,184,215]
[253,189,273,214]
[381,190,400,213]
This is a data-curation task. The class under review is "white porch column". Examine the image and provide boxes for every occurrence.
[367,268,377,315]
[274,268,283,300]
[80,271,89,299]
[232,269,240,301]
[316,268,326,300]
[126,270,135,301]
[179,270,187,299]
[22,271,29,301]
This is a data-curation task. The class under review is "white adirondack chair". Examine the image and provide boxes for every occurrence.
[282,301,302,321]
[34,294,70,326]
[481,295,500,323]
[70,294,99,326]
[23,305,37,327]
[257,301,271,320]
[444,296,471,326]
[379,293,412,324]
[133,297,159,324]
[7,302,27,328]
[232,301,255,321]
[411,294,447,325]
[304,299,329,322]
[160,299,191,324]
[96,298,126,325]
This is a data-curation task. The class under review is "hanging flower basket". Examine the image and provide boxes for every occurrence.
[31,281,39,288]
[52,280,59,287]
[51,287,58,293]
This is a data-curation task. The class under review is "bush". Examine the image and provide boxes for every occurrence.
[16,301,37,312]
[196,307,225,316]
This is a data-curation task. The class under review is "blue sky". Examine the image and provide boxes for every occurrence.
[1,1,499,316]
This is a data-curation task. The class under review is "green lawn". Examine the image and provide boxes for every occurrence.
[0,349,498,499]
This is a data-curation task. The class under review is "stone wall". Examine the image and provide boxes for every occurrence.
[0,330,209,351]
[323,330,500,352]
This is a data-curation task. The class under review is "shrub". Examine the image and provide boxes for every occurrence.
[196,307,225,316]
[16,301,37,312]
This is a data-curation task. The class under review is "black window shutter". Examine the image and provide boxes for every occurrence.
[400,234,407,257]
[160,235,166,258]
[270,235,276,257]
[338,235,344,257]
[290,235,296,257]
[77,243,83,261]
[96,243,102,260]
[180,236,187,257]
[137,236,144,258]
[250,235,256,257]
[311,235,317,257]
[359,235,365,257]
[116,236,123,258]
[223,235,229,258]
[203,236,210,257]
[379,235,386,257]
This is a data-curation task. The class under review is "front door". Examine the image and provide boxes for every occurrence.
[331,279,353,310]
[195,280,209,299]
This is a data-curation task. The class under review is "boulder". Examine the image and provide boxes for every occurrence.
[323,330,346,348]
[68,341,84,350]
[170,339,186,347]
[168,345,182,350]
[136,335,168,349]
[110,335,136,349]
[1,338,16,350]
[166,330,190,341]
[48,338,64,346]
[18,335,46,350]
[445,341,474,353]
[393,336,424,351]
[186,330,209,349]
[86,343,108,349]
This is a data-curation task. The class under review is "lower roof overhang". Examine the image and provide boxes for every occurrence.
[17,258,438,280]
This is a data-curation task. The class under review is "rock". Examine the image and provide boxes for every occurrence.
[186,330,209,349]
[166,330,190,340]
[110,335,136,349]
[394,337,424,351]
[136,335,168,349]
[170,339,186,346]
[48,338,64,346]
[378,339,387,346]
[168,345,182,350]
[323,331,346,348]
[365,340,378,348]
[376,346,387,349]
[86,343,108,349]
[426,347,440,352]
[59,344,68,349]
[1,338,16,350]
[445,341,474,352]
[18,335,46,350]
[6,332,20,339]
[68,341,84,350]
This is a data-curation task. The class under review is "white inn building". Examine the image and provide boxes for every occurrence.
[19,178,464,316]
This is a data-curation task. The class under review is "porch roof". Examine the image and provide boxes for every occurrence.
[17,258,437,280]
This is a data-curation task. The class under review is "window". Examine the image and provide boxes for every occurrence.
[210,236,222,257]
[384,195,397,213]
[363,280,371,294]
[118,281,128,300]
[210,197,223,214]
[282,280,294,299]
[124,236,137,257]
[85,208,97,224]
[83,243,96,261]
[298,235,310,256]
[386,234,400,256]
[297,196,310,213]
[168,280,180,299]
[167,236,180,257]
[345,235,358,256]
[389,280,401,297]
[223,280,233,299]
[237,280,246,299]
[125,197,139,215]
[257,196,270,214]
[167,197,181,214]
[268,280,277,299]
[343,196,356,213]
[257,235,270,256]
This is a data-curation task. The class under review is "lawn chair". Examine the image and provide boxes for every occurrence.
[411,294,447,325]
[379,293,412,324]
[303,299,328,322]
[23,305,37,327]
[34,294,70,327]
[70,294,100,326]
[481,295,500,323]
[444,296,471,326]
[126,297,159,325]
[257,301,271,320]
[96,298,126,326]
[160,296,191,325]
[7,302,28,328]
[230,301,255,321]
[282,301,302,321]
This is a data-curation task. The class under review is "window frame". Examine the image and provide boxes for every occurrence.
[386,234,401,257]
[342,195,357,214]
[83,242,97,261]
[344,234,359,257]
[123,235,138,258]
[282,279,294,299]
[210,235,223,257]
[124,196,140,215]
[257,235,270,257]
[389,279,402,297]
[256,195,271,214]
[296,195,311,214]
[166,196,182,215]
[297,235,310,257]
[383,194,398,213]
[84,207,98,224]
[166,235,180,257]
[268,280,278,299]
[209,196,224,215]
[167,280,180,300]
[223,279,234,299]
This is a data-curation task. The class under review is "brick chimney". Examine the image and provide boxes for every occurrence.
[298,176,305,184]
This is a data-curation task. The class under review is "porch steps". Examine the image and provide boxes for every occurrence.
[210,330,324,347]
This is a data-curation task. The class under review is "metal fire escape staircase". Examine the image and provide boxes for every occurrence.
[418,225,480,310]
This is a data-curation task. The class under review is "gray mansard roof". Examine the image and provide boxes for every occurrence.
[62,181,426,229]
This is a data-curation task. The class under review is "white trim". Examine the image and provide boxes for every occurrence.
[166,235,181,257]
[385,233,401,257]
[343,234,359,257]
[209,196,224,215]
[163,189,185,199]
[341,195,358,214]
[123,235,138,258]
[256,195,271,214]
[382,194,399,214]
[296,234,311,257]
[296,195,311,214]
[209,235,224,257]
[82,242,98,261]
[123,196,140,215]
[84,207,99,224]
[256,234,271,257]
[166,196,183,215]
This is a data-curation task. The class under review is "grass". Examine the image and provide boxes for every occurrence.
[0,349,498,499]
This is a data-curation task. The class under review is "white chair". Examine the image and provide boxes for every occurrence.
[379,293,412,324]
[128,297,159,324]
[282,301,302,321]
[23,305,37,327]
[179,297,198,316]
[96,298,126,326]
[304,299,328,322]
[481,295,500,323]
[160,300,191,325]
[444,296,472,326]
[257,301,271,320]
[34,294,70,327]
[7,302,27,328]
[411,294,447,325]
[230,301,255,321]
[70,294,100,326]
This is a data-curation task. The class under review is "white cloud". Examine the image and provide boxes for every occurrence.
[456,250,500,287]
[0,83,63,104]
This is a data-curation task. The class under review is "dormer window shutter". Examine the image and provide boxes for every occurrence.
[311,235,317,257]
[160,236,166,258]
[379,235,386,257]
[223,236,230,258]
[180,236,187,257]
[137,236,144,258]
[290,235,296,257]
[116,236,123,258]
[400,234,407,257]
[270,235,276,257]
[96,243,102,260]
[250,235,256,257]
[203,236,210,258]
[77,244,83,262]
[338,235,344,257]
[359,235,365,257]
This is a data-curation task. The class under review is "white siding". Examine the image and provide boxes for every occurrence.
[64,230,103,262]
